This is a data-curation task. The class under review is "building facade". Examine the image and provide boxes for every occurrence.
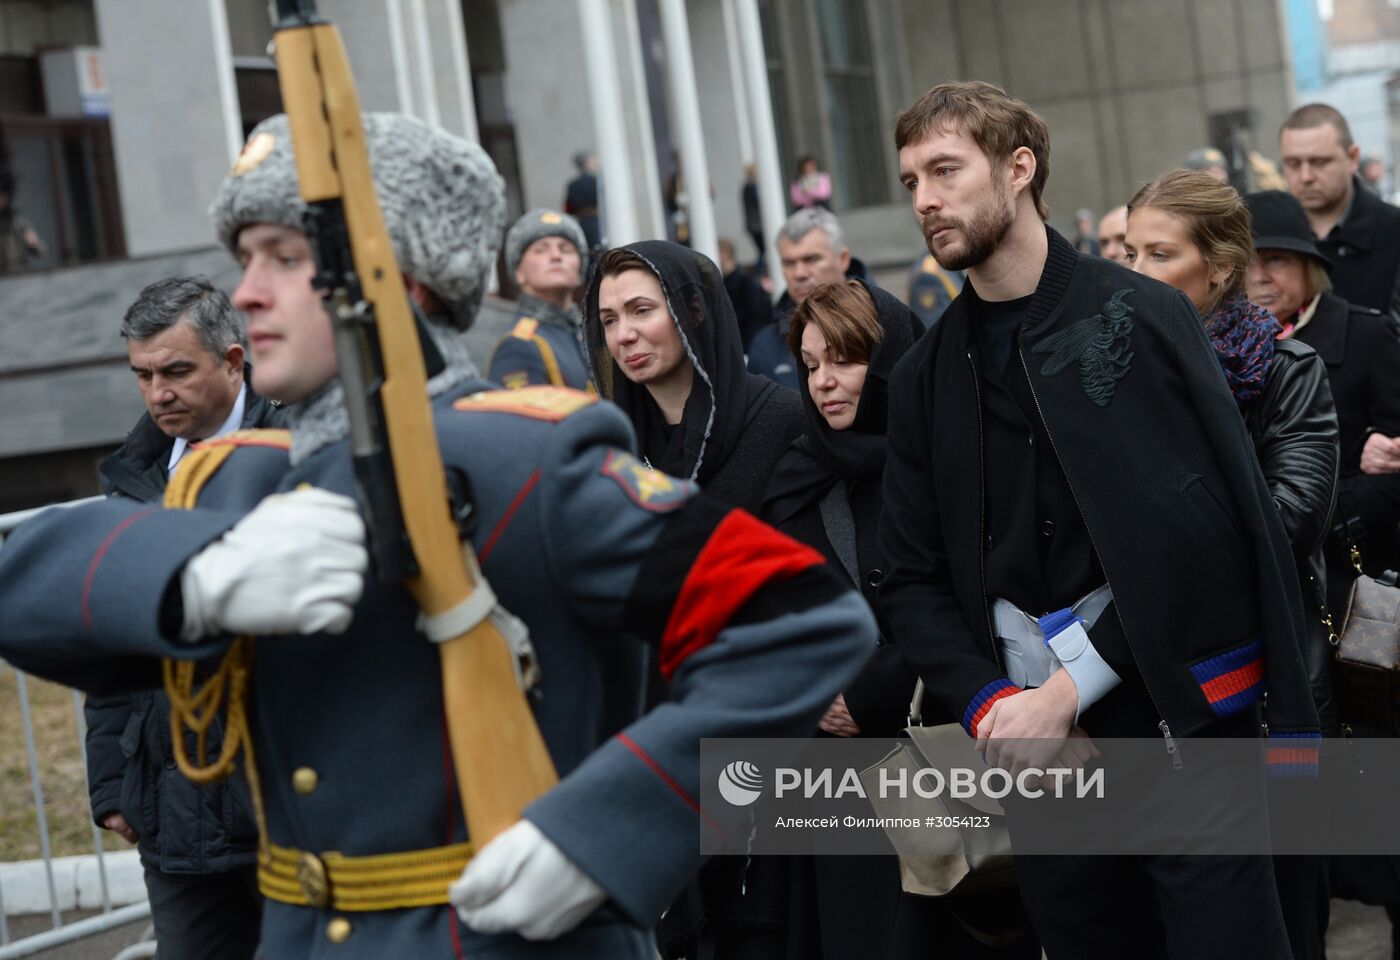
[0,0,1300,509]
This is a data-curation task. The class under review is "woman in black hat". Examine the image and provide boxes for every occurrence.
[1244,190,1400,614]
[1246,190,1400,937]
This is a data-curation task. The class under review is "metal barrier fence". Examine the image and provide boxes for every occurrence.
[0,499,155,959]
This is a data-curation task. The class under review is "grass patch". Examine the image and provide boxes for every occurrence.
[0,667,125,862]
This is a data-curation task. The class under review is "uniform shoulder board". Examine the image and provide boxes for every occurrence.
[600,450,690,512]
[512,317,540,339]
[1354,305,1384,316]
[192,428,292,451]
[453,385,596,422]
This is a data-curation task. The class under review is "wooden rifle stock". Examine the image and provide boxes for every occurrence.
[270,11,558,846]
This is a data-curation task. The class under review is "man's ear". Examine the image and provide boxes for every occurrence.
[1009,146,1037,197]
[226,343,245,374]
[837,247,852,273]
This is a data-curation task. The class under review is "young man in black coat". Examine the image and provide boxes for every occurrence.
[879,81,1319,959]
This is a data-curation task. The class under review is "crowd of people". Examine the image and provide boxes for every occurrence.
[0,77,1398,960]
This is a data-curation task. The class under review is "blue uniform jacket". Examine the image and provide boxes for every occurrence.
[0,383,872,959]
[487,298,591,391]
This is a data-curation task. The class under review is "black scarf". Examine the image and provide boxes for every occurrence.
[762,281,921,523]
[581,240,750,483]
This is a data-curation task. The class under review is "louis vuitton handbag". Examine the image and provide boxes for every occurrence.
[858,680,1016,897]
[1333,567,1400,733]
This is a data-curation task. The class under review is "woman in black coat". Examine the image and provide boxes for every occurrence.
[583,240,804,959]
[582,239,803,514]
[1243,189,1400,613]
[1127,170,1340,960]
[762,278,1039,960]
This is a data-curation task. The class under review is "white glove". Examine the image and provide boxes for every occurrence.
[449,819,607,941]
[179,488,367,641]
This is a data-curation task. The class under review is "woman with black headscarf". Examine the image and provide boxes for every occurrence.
[583,240,803,513]
[763,279,1040,960]
[584,240,805,959]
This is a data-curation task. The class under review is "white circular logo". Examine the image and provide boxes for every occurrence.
[717,761,764,806]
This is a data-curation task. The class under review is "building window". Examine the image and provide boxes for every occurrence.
[758,0,793,191]
[813,0,884,209]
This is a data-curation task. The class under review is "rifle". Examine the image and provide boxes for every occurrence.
[269,0,558,845]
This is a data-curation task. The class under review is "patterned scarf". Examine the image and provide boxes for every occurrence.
[1206,295,1281,407]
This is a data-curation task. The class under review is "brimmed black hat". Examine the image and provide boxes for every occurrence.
[1243,190,1332,271]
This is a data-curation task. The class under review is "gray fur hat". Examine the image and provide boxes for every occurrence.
[210,112,505,331]
[504,208,587,282]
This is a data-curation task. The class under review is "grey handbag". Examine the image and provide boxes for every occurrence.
[857,680,1017,896]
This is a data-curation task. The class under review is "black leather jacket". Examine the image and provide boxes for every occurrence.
[1243,338,1341,733]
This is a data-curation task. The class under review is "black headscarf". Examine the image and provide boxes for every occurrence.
[581,240,751,484]
[762,280,920,523]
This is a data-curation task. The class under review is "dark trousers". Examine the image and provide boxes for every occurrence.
[1272,856,1329,960]
[144,863,261,960]
[1014,853,1292,960]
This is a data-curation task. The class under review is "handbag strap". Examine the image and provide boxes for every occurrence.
[1307,573,1341,648]
[908,678,925,727]
[1338,513,1366,576]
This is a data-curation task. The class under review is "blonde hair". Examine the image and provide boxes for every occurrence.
[1129,169,1252,317]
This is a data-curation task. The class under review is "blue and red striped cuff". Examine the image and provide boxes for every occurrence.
[1188,638,1264,718]
[1267,732,1321,779]
[961,678,1021,738]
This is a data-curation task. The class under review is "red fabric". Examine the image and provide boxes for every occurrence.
[1267,746,1319,766]
[478,470,540,564]
[616,733,721,836]
[969,685,1021,739]
[658,509,824,680]
[81,508,157,633]
[1200,658,1264,705]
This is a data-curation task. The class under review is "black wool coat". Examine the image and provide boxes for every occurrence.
[1312,177,1400,318]
[878,228,1319,740]
[1293,291,1400,584]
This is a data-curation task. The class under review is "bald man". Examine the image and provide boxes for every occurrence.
[1097,205,1128,264]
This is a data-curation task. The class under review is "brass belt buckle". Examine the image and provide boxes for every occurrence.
[297,852,332,908]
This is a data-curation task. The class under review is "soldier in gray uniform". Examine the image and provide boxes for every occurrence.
[0,113,873,958]
[488,208,592,390]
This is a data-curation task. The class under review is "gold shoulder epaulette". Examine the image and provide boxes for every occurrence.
[193,428,292,451]
[512,317,540,340]
[453,385,596,422]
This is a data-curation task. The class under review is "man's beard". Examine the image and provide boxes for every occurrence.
[923,183,1015,271]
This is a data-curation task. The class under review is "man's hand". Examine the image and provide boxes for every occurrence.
[449,820,606,941]
[179,488,367,641]
[819,694,860,737]
[102,813,138,845]
[1361,433,1400,475]
[975,669,1080,775]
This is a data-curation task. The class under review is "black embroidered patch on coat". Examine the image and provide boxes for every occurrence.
[1030,288,1135,407]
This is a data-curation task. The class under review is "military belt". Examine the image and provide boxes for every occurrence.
[258,840,474,911]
